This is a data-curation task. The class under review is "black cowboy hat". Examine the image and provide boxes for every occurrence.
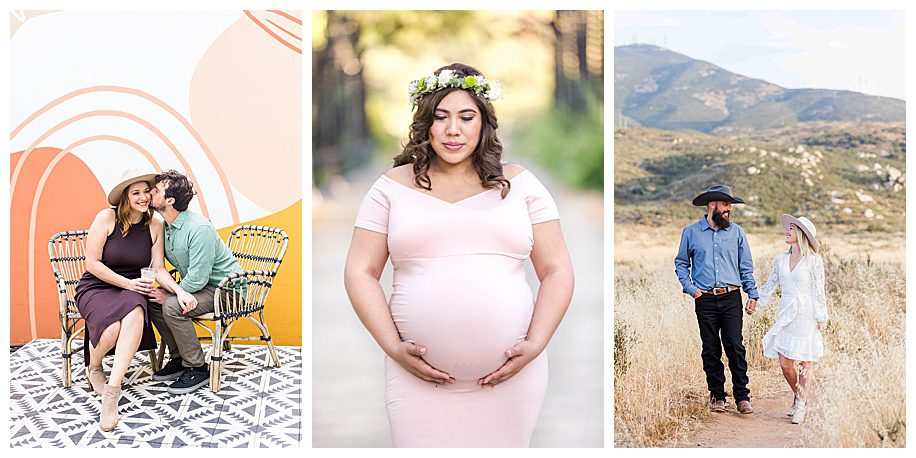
[692,184,746,206]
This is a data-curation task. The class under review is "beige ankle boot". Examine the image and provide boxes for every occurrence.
[99,384,121,431]
[87,365,107,397]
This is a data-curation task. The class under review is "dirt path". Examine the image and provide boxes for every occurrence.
[677,396,805,447]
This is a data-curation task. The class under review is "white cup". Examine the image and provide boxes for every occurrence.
[140,267,157,280]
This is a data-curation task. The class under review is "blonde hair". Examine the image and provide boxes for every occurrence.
[115,183,152,237]
[787,224,814,258]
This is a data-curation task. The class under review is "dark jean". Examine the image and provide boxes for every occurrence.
[694,289,750,402]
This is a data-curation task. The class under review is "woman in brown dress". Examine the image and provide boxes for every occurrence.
[75,169,165,431]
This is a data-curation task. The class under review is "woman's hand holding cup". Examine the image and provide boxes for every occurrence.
[126,277,155,295]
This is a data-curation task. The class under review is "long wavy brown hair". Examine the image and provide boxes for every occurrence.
[392,63,510,198]
[115,182,153,237]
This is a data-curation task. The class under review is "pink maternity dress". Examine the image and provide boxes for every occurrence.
[354,169,559,447]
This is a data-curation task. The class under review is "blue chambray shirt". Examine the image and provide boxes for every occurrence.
[674,215,758,299]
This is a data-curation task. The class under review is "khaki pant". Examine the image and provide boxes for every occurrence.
[148,285,216,368]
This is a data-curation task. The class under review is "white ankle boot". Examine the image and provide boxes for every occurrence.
[787,392,800,417]
[791,400,806,424]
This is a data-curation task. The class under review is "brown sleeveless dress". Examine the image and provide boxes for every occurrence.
[74,211,157,366]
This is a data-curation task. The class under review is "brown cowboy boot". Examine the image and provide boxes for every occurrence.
[709,394,725,412]
[737,399,754,414]
[86,365,107,397]
[99,384,121,431]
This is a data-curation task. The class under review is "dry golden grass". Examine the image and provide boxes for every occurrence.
[614,225,905,447]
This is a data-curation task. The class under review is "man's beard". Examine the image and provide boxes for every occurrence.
[149,202,163,213]
[712,208,731,228]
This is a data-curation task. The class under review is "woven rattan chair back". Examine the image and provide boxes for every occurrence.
[216,226,288,319]
[48,231,89,319]
[226,225,288,274]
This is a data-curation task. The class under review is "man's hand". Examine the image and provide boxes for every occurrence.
[147,287,169,304]
[479,340,545,387]
[693,289,707,299]
[177,290,198,315]
[745,298,758,315]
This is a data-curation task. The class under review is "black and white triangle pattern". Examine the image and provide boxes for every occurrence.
[10,339,301,448]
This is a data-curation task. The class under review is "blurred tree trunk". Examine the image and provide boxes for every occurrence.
[552,10,603,115]
[312,11,371,188]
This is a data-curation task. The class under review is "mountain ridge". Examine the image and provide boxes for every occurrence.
[614,44,905,134]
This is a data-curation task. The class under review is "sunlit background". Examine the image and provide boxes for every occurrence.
[312,10,603,194]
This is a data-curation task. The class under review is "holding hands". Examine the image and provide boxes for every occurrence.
[745,298,757,315]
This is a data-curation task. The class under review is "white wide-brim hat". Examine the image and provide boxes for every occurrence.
[107,168,158,206]
[780,214,819,253]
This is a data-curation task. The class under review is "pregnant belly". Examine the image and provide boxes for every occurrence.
[389,255,534,381]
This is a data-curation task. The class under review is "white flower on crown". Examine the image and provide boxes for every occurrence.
[425,74,437,90]
[438,69,455,87]
[487,81,502,100]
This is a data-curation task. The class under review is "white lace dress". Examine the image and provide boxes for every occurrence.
[757,252,829,362]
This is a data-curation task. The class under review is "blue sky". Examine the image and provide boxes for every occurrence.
[615,11,905,100]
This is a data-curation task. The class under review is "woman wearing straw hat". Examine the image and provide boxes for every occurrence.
[74,169,164,431]
[746,214,828,425]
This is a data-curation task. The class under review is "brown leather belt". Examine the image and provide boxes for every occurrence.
[705,286,740,296]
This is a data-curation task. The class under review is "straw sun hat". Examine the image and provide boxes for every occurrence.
[780,214,819,253]
[107,168,158,206]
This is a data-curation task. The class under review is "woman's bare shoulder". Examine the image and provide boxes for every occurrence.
[149,217,163,231]
[384,164,414,186]
[93,208,115,222]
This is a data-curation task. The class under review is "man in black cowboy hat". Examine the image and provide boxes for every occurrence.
[675,184,758,415]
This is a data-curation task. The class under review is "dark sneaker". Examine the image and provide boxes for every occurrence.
[167,366,209,394]
[152,357,185,382]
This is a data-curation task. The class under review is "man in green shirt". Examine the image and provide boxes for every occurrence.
[147,170,242,394]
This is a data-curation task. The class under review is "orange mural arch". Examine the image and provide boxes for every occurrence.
[10,85,241,224]
[11,110,214,219]
[11,149,106,344]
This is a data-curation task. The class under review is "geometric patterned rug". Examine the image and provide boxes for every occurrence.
[10,339,301,448]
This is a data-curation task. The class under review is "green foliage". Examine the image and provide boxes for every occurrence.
[614,122,905,232]
[512,100,604,190]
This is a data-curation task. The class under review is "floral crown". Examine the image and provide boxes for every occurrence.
[408,69,503,108]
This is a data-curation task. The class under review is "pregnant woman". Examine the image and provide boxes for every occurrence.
[344,63,574,447]
[747,214,828,425]
[75,169,162,431]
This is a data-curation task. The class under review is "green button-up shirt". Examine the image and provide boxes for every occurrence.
[164,210,241,293]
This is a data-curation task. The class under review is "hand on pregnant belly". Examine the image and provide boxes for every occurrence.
[478,340,544,387]
[390,340,455,385]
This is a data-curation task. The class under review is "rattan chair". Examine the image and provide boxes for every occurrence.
[48,230,162,388]
[156,225,288,392]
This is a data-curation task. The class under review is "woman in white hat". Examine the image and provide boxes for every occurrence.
[74,168,165,431]
[746,214,828,425]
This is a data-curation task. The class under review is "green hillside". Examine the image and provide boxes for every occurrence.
[614,122,905,233]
